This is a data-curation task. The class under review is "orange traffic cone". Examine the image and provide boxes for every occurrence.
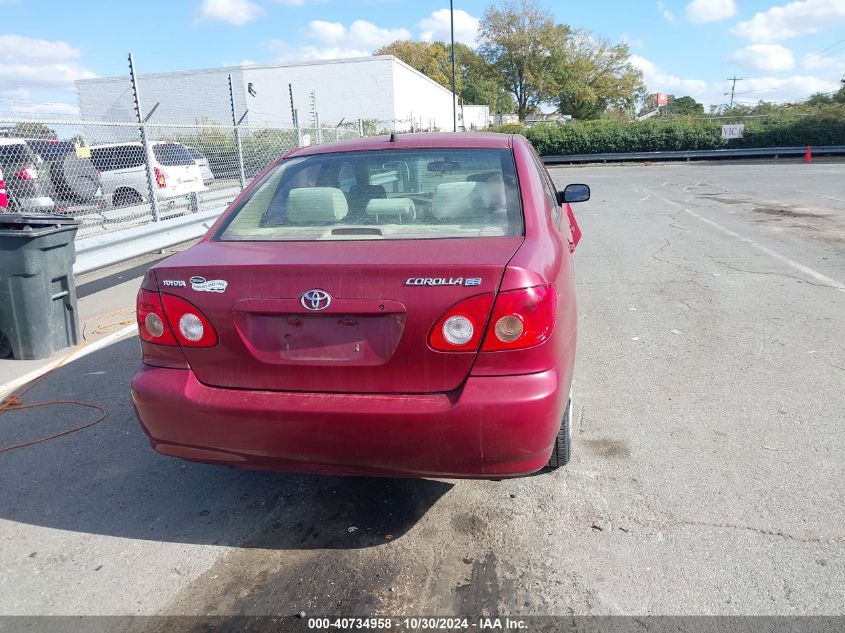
[804,145,812,163]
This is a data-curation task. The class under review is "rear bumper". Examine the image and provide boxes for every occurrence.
[131,366,568,478]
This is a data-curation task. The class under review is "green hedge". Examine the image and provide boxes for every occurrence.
[495,114,845,155]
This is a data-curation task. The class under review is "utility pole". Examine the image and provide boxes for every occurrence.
[727,76,744,109]
[450,0,457,132]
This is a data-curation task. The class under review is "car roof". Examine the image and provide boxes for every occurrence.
[0,138,28,146]
[89,141,177,149]
[289,132,514,158]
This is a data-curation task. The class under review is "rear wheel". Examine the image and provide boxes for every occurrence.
[113,189,142,207]
[547,397,572,469]
[0,330,12,359]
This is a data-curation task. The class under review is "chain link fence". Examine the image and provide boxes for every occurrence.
[0,118,359,238]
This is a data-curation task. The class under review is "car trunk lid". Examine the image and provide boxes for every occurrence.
[152,237,521,393]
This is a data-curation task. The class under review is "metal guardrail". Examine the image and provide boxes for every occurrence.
[69,143,844,277]
[541,145,845,164]
[74,207,225,275]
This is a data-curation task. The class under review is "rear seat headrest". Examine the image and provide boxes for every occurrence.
[364,197,416,218]
[286,187,348,223]
[431,181,479,219]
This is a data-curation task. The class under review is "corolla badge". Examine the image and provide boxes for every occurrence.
[301,289,332,311]
[190,276,228,293]
[405,277,482,287]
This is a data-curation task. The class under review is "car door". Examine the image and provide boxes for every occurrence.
[528,147,580,252]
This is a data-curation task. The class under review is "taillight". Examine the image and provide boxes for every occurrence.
[160,293,218,347]
[15,164,37,180]
[482,285,556,351]
[136,289,217,347]
[428,293,495,352]
[154,167,166,189]
[137,289,177,345]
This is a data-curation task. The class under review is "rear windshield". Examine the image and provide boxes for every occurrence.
[186,148,203,160]
[0,143,37,167]
[153,143,194,166]
[215,148,523,241]
[26,140,74,161]
[91,145,145,171]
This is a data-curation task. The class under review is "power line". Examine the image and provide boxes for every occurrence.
[818,37,845,54]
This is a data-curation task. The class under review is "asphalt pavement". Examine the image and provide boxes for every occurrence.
[0,161,842,618]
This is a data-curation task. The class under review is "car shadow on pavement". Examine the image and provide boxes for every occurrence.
[0,338,452,549]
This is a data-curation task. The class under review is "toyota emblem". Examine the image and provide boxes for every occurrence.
[301,289,332,311]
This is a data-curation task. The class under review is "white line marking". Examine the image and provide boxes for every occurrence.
[0,324,138,399]
[647,188,845,293]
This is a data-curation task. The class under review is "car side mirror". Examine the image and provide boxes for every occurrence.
[556,184,590,205]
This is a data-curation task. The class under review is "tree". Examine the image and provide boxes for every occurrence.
[375,40,457,91]
[375,40,514,114]
[455,43,515,114]
[478,0,569,120]
[553,30,646,120]
[8,121,57,139]
[667,95,704,117]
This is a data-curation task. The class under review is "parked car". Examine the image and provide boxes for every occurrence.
[184,146,215,184]
[90,141,206,208]
[131,132,588,478]
[0,139,55,212]
[24,139,104,211]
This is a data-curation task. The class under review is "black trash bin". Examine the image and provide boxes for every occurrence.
[0,213,80,360]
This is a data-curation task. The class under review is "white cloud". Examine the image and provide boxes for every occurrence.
[418,8,480,45]
[731,0,845,42]
[621,35,645,49]
[0,35,82,64]
[0,88,31,99]
[266,18,410,61]
[803,50,845,70]
[631,52,839,107]
[264,39,370,62]
[304,19,410,48]
[221,58,257,66]
[657,1,677,24]
[732,75,841,102]
[629,55,708,97]
[730,44,795,71]
[197,0,263,26]
[0,35,96,92]
[685,0,737,22]
[0,100,80,118]
[305,20,348,44]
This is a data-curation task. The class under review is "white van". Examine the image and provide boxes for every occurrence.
[90,141,206,207]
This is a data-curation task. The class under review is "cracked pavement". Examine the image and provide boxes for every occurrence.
[0,161,843,617]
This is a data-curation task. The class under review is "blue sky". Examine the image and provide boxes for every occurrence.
[1,0,844,117]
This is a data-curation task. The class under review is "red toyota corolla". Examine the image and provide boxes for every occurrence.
[131,133,588,478]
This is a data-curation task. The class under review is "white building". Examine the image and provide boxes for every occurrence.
[75,56,463,133]
[460,104,490,130]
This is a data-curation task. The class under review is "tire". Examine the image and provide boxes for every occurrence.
[0,330,12,359]
[547,397,572,469]
[53,154,100,203]
[113,189,143,208]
